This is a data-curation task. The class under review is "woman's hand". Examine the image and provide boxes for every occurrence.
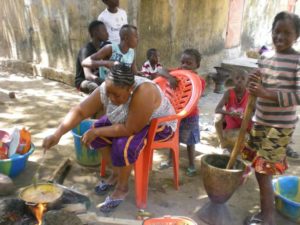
[42,134,60,151]
[81,128,98,147]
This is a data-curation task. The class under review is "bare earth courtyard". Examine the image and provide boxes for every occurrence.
[0,70,299,225]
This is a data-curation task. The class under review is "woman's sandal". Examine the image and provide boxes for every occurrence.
[243,214,263,225]
[94,180,114,195]
[98,196,124,213]
[186,167,197,177]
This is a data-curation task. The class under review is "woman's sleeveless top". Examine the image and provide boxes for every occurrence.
[99,76,177,131]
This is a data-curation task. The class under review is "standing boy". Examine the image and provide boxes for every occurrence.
[98,0,128,44]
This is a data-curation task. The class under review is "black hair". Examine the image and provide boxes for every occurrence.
[119,24,137,40]
[272,11,300,38]
[146,48,158,59]
[107,63,135,87]
[88,20,105,37]
[183,48,202,67]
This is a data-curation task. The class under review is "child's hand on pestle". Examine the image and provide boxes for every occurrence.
[248,69,273,99]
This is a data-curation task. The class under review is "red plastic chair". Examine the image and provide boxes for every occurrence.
[100,69,203,209]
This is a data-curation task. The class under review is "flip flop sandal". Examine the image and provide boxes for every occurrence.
[286,146,299,159]
[243,214,263,225]
[158,161,172,170]
[98,196,124,213]
[186,167,197,177]
[94,180,114,195]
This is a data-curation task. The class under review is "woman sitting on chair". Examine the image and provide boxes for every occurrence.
[42,64,176,213]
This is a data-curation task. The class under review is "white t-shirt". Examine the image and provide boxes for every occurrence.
[98,8,128,44]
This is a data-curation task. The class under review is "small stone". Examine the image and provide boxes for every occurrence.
[0,173,15,196]
[8,92,16,99]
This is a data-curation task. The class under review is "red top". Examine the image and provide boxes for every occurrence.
[224,88,249,129]
[189,75,205,116]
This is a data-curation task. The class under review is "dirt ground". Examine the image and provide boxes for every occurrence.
[0,70,300,225]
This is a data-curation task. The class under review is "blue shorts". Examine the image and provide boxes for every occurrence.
[179,115,200,145]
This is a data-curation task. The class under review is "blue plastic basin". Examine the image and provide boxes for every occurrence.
[273,176,300,223]
[0,144,35,177]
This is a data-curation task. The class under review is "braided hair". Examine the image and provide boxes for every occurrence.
[107,63,135,87]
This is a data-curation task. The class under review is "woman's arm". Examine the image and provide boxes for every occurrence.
[43,88,103,150]
[81,45,114,69]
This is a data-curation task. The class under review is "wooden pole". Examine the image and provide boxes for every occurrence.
[226,95,256,169]
[47,158,72,184]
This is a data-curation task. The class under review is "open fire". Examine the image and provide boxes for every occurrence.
[29,203,47,225]
[0,185,90,225]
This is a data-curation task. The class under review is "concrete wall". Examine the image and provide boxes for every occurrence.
[0,0,133,84]
[136,0,229,73]
[0,0,298,85]
[241,0,289,51]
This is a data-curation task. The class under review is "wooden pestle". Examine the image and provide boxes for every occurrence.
[226,95,256,169]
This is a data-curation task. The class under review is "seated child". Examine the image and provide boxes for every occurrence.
[82,24,139,79]
[75,20,110,94]
[159,48,206,177]
[141,48,163,79]
[214,69,250,151]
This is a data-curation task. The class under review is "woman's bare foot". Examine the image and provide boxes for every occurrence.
[105,173,118,185]
[110,185,129,200]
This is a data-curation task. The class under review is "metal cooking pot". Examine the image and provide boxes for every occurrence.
[19,183,63,205]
